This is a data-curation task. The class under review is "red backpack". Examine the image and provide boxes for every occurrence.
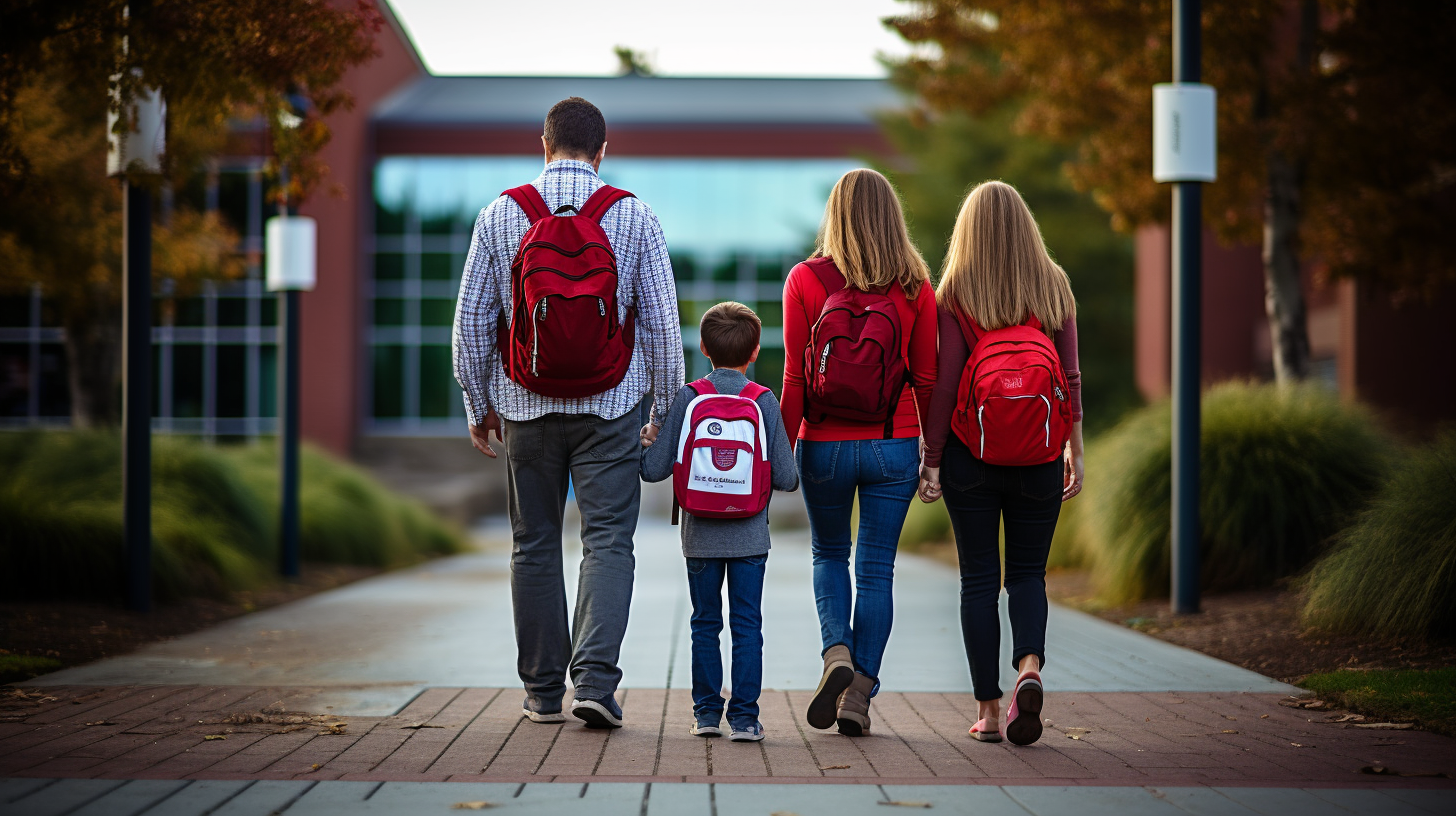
[672,379,773,522]
[950,311,1072,466]
[496,183,636,398]
[801,258,909,436]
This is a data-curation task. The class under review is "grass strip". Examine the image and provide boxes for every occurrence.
[1301,667,1456,737]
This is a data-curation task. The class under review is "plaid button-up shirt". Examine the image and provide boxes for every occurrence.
[452,160,685,427]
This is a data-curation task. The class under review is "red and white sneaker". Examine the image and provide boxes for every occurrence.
[1005,671,1044,746]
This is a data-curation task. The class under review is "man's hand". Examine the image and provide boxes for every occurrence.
[469,410,504,458]
[640,423,661,448]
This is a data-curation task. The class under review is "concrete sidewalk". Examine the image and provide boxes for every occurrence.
[5,518,1453,814]
[27,520,1293,716]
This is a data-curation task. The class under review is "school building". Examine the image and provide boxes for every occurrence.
[1,0,1447,517]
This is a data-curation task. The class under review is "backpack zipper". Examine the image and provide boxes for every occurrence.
[819,342,832,374]
[531,298,543,376]
[598,298,606,316]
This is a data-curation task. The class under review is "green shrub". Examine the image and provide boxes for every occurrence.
[1302,432,1456,641]
[0,431,463,602]
[1080,382,1388,604]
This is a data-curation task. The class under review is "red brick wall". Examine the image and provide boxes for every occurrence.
[295,2,423,455]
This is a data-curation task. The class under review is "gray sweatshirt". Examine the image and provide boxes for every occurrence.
[641,368,798,558]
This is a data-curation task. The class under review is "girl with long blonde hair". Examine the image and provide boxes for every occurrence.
[919,180,1085,747]
[780,169,939,738]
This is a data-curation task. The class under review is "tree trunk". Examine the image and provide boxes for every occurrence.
[1262,151,1311,382]
[63,284,123,428]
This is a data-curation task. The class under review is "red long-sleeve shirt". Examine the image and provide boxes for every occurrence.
[779,260,939,446]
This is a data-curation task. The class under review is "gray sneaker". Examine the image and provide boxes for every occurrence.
[690,716,722,737]
[521,698,566,724]
[729,721,765,742]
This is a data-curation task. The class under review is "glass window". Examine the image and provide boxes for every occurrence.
[172,345,204,418]
[374,299,405,326]
[374,253,405,281]
[372,345,404,419]
[367,156,856,431]
[217,170,252,236]
[217,298,249,327]
[419,346,455,418]
[216,344,247,418]
[420,299,455,327]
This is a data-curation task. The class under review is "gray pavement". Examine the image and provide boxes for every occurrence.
[3,778,1451,816]
[30,517,1293,716]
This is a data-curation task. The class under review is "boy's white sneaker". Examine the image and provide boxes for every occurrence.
[690,718,722,737]
[729,721,765,742]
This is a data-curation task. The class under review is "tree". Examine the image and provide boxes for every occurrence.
[876,107,1141,430]
[614,46,655,76]
[887,0,1456,383]
[0,0,382,425]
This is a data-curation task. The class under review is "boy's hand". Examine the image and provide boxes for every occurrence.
[640,423,661,448]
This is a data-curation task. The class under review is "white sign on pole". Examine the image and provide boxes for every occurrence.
[107,82,166,176]
[266,216,318,292]
[1153,83,1217,183]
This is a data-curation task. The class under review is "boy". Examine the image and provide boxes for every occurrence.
[641,301,797,742]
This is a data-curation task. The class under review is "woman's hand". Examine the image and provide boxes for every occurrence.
[1062,421,1084,501]
[918,464,942,503]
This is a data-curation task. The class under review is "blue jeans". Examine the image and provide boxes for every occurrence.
[796,438,920,685]
[685,554,767,728]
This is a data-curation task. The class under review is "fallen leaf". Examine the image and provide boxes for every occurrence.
[1260,714,1269,719]
[1328,713,1365,723]
[203,734,226,741]
[1221,730,1239,734]
[309,764,321,771]
[319,722,348,735]
[878,802,932,808]
[819,764,851,770]
[1353,722,1414,730]
[1222,715,1237,721]
[84,720,114,727]
[451,802,496,810]
[1064,727,1092,741]
[1291,742,1310,748]
[400,722,445,730]
[1144,717,1151,722]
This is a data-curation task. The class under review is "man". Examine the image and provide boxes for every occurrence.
[452,97,684,728]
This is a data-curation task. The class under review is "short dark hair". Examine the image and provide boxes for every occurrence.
[543,97,606,159]
[699,302,761,368]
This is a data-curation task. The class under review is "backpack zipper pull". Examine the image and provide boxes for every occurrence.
[539,298,547,319]
[598,298,605,316]
[818,342,831,374]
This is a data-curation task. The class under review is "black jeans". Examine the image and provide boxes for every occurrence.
[940,436,1062,701]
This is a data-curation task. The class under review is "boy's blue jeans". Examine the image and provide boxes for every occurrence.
[685,554,767,728]
[797,438,920,685]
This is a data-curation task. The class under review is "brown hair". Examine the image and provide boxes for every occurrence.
[937,180,1076,332]
[814,169,930,298]
[543,97,606,159]
[699,301,761,368]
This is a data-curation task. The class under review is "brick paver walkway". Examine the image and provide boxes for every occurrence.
[3,685,1453,789]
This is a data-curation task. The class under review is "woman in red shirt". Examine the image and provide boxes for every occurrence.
[918,181,1085,748]
[781,169,938,738]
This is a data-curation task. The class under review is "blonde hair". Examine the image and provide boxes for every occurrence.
[814,169,931,298]
[937,180,1076,332]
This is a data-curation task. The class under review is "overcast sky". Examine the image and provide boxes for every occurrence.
[384,0,919,77]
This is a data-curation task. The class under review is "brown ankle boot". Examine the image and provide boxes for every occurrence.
[806,644,855,729]
[835,671,876,736]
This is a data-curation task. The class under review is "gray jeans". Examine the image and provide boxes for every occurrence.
[503,400,645,706]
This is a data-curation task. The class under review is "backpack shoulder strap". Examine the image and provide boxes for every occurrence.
[502,185,551,224]
[806,257,845,296]
[738,382,771,402]
[1023,314,1044,332]
[579,185,636,223]
[687,378,715,396]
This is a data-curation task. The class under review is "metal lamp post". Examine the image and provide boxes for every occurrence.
[108,76,165,613]
[266,212,316,579]
[1153,0,1217,614]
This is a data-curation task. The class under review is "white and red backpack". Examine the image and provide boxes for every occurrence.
[950,312,1072,466]
[672,379,773,522]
